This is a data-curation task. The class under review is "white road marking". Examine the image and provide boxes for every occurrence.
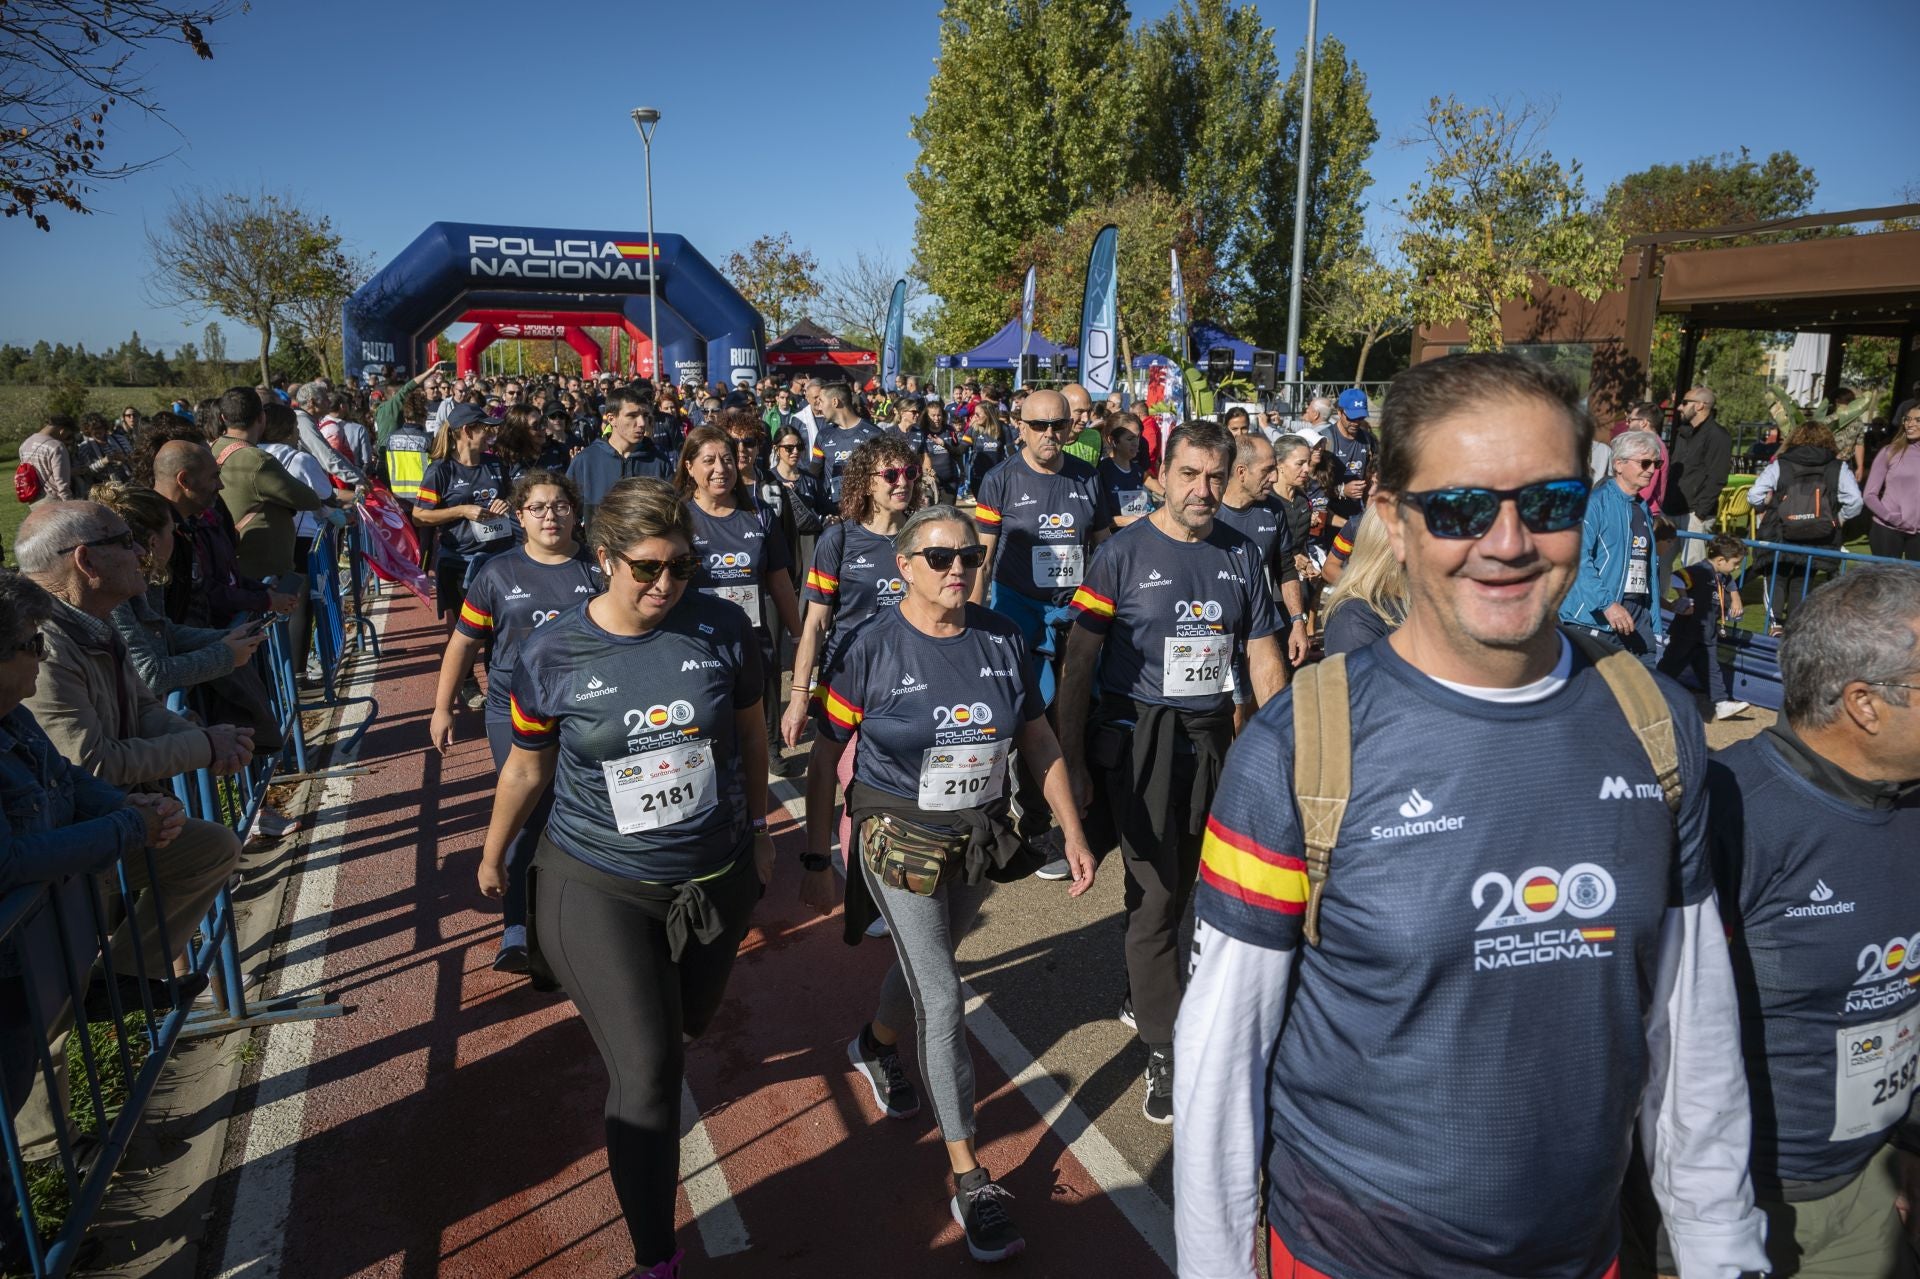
[679,1080,751,1258]
[216,601,388,1279]
[963,984,1177,1273]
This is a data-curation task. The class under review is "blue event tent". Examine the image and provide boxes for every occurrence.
[1129,322,1298,375]
[936,317,1070,369]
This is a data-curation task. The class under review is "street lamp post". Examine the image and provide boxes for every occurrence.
[1283,0,1318,410]
[630,107,662,384]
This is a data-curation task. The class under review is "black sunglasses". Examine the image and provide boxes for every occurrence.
[57,530,138,555]
[909,545,987,572]
[1395,478,1591,540]
[1023,417,1072,432]
[607,551,700,584]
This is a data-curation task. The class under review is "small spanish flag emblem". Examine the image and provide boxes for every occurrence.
[1580,928,1616,942]
[611,241,659,258]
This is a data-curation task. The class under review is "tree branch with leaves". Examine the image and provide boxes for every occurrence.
[2,1,236,231]
[1396,95,1619,352]
[1302,246,1413,383]
[723,232,820,338]
[145,189,362,388]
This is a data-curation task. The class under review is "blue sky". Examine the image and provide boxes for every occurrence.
[4,0,1915,353]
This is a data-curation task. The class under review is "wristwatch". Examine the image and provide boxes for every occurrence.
[750,816,769,834]
[1290,612,1310,624]
[799,851,831,872]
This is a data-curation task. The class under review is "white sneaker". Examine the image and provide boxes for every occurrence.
[865,915,890,939]
[1714,700,1750,721]
[247,804,297,842]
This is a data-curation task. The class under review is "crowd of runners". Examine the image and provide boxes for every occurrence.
[5,350,1917,1279]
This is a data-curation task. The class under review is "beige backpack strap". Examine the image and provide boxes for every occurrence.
[1591,650,1683,814]
[214,439,249,466]
[1290,653,1352,947]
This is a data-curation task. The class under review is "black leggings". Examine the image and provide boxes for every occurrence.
[532,842,759,1268]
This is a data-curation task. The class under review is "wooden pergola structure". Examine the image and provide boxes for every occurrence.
[1413,204,1920,419]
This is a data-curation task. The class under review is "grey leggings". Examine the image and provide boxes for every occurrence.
[865,860,992,1142]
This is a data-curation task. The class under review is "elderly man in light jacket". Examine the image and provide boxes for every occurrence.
[16,501,247,984]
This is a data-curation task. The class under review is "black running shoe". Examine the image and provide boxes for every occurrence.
[847,1026,921,1119]
[1117,995,1136,1031]
[950,1166,1024,1262]
[1142,1049,1173,1125]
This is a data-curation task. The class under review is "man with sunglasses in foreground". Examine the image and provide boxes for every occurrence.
[1175,353,1766,1279]
[1059,422,1287,1125]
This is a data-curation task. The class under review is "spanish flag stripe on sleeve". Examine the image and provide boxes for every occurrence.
[822,686,863,730]
[811,445,825,461]
[1199,816,1307,915]
[805,567,840,598]
[974,503,1002,526]
[457,601,493,632]
[1070,585,1115,619]
[1332,528,1354,557]
[509,693,556,744]
[416,488,440,505]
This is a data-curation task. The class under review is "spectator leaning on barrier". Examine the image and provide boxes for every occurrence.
[292,381,368,490]
[152,440,298,629]
[1748,421,1865,629]
[0,566,190,1236]
[13,503,244,992]
[90,482,263,698]
[214,386,331,583]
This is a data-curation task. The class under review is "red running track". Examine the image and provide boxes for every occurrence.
[214,589,1174,1278]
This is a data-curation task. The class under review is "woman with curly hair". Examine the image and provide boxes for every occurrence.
[781,434,927,747]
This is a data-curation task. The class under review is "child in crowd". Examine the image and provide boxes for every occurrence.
[1656,529,1750,720]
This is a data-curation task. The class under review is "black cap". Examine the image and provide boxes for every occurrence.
[445,403,486,429]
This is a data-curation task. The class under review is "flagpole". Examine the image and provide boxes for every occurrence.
[1283,0,1318,410]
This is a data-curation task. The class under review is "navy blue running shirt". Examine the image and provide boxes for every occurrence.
[816,605,1043,826]
[802,520,906,668]
[810,418,882,503]
[1709,733,1920,1188]
[1069,519,1279,713]
[974,453,1111,601]
[509,592,763,882]
[456,547,603,719]
[1198,640,1712,1279]
[417,457,512,561]
[688,502,792,630]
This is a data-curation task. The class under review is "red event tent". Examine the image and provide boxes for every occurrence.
[763,318,877,372]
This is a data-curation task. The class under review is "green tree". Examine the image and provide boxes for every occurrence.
[1603,148,1816,241]
[145,189,357,387]
[909,0,1141,353]
[202,321,227,367]
[1301,245,1413,383]
[1240,35,1377,351]
[282,245,373,383]
[1,1,235,232]
[1133,0,1280,312]
[723,232,820,338]
[1016,187,1213,358]
[1397,96,1618,352]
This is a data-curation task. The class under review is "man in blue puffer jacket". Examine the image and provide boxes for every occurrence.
[1559,429,1662,664]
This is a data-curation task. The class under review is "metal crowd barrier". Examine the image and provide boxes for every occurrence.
[304,523,379,755]
[0,568,361,1275]
[1660,530,1910,711]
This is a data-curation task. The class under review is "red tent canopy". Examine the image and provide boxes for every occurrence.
[763,318,876,369]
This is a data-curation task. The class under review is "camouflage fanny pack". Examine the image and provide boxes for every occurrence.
[860,812,967,897]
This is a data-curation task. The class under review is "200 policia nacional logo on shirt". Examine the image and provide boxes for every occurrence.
[1470,863,1620,972]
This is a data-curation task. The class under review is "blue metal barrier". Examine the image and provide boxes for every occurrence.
[0,587,361,1274]
[165,615,344,1040]
[303,525,379,756]
[1660,531,1910,710]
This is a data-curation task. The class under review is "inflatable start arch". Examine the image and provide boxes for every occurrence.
[342,222,765,388]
